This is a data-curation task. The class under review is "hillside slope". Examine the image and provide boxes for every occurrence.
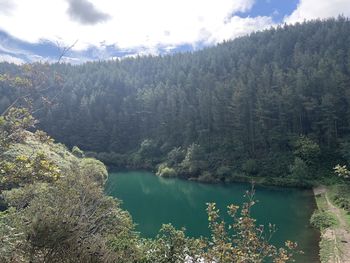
[1,18,350,182]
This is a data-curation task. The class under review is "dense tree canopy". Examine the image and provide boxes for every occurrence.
[1,18,350,183]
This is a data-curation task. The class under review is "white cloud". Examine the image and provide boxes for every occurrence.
[0,0,15,15]
[0,54,25,64]
[285,0,350,24]
[59,55,90,64]
[0,0,275,53]
[207,15,273,44]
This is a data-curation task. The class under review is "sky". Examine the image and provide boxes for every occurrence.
[0,0,349,64]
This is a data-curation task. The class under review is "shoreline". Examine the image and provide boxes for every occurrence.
[313,185,350,263]
[107,166,316,189]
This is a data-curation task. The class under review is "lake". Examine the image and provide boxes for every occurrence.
[105,170,320,262]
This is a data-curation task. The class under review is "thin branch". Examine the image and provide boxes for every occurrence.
[57,40,79,63]
[1,95,31,117]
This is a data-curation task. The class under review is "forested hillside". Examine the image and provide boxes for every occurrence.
[2,18,350,183]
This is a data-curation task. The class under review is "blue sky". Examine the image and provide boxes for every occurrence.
[237,0,298,22]
[0,0,348,64]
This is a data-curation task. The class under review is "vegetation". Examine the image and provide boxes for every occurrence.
[1,18,350,184]
[0,106,297,262]
[0,109,136,262]
[5,17,350,262]
[327,184,350,225]
[310,210,338,230]
[313,185,350,263]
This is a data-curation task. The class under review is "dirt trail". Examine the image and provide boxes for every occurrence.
[314,186,350,263]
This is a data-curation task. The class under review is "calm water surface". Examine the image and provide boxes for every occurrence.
[105,171,320,262]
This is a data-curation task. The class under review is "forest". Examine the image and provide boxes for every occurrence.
[1,18,350,185]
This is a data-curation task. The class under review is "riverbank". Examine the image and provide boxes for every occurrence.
[87,147,342,189]
[86,148,327,189]
[192,173,317,188]
[108,166,317,188]
[313,185,350,263]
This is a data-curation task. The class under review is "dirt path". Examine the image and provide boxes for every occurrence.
[314,186,350,263]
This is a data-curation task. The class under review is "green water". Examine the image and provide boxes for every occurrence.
[105,171,320,262]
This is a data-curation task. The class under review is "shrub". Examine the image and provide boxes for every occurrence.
[79,158,108,185]
[310,210,337,229]
[72,146,85,158]
[333,195,350,212]
[33,130,54,144]
[181,144,207,176]
[156,163,176,177]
